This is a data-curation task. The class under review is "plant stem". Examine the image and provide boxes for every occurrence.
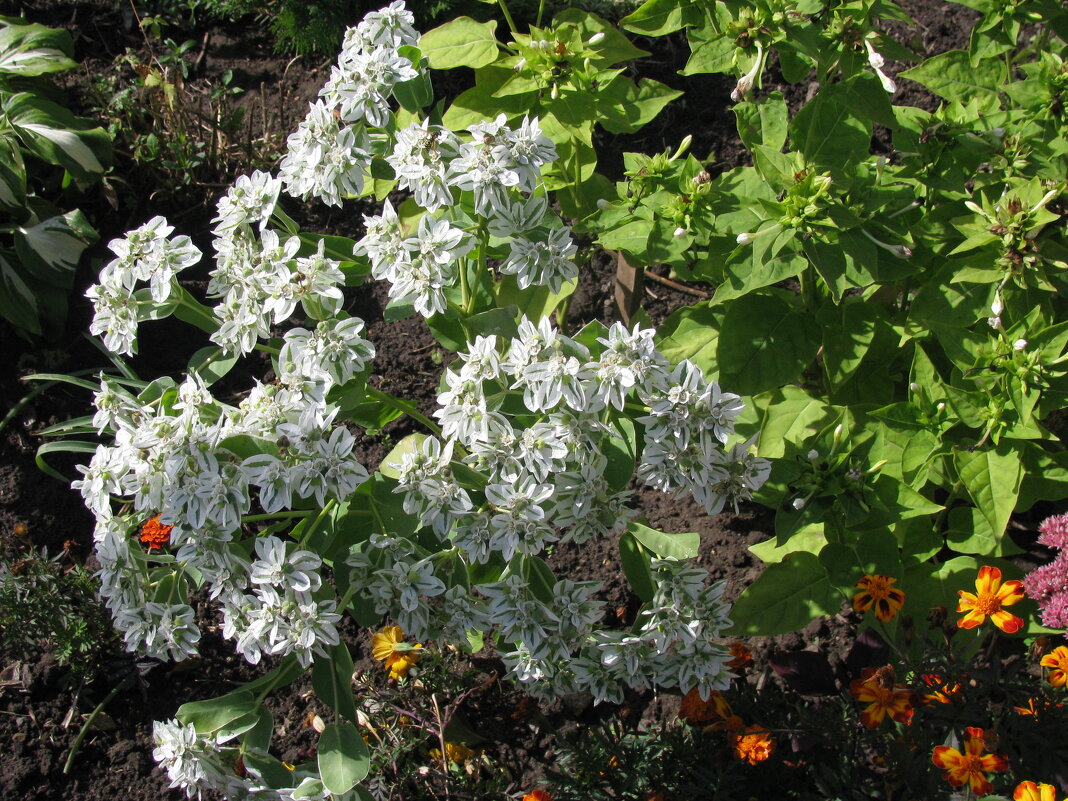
[242,509,316,523]
[63,680,126,774]
[497,0,518,35]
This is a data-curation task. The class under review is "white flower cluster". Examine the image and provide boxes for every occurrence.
[346,318,770,702]
[86,216,202,355]
[153,718,343,801]
[75,325,372,664]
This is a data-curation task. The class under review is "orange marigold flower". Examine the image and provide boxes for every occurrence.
[957,565,1025,633]
[920,673,962,705]
[727,641,752,672]
[849,666,915,728]
[371,625,422,680]
[731,725,775,765]
[139,514,173,550]
[523,791,552,801]
[932,726,1009,796]
[853,574,906,622]
[1040,645,1068,688]
[1014,781,1058,801]
[679,687,732,724]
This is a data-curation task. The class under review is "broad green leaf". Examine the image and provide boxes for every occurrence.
[0,21,75,76]
[419,17,498,69]
[621,0,693,36]
[655,302,722,372]
[5,92,110,179]
[312,643,358,724]
[753,386,835,459]
[713,232,805,303]
[380,433,427,479]
[619,530,655,602]
[14,209,95,286]
[554,8,650,65]
[954,445,1023,541]
[749,524,826,563]
[728,551,838,635]
[187,345,237,386]
[177,691,258,735]
[789,90,871,177]
[818,530,903,594]
[318,723,370,794]
[899,50,1006,108]
[717,292,820,395]
[734,91,788,152]
[627,520,699,559]
[597,76,682,135]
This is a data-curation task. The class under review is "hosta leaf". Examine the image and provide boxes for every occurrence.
[0,21,75,76]
[5,92,110,179]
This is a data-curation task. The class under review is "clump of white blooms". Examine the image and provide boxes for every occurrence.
[74,3,771,799]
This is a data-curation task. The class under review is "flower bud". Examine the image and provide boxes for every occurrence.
[693,170,712,185]
[737,232,754,245]
[807,449,819,461]
[596,198,609,209]
[588,31,606,45]
[909,382,920,393]
[674,227,687,238]
[791,498,806,510]
[550,83,559,100]
[990,296,1003,316]
[987,316,1002,330]
[1014,338,1028,351]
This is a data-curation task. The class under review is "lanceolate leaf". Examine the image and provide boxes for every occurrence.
[0,21,76,76]
[4,92,111,180]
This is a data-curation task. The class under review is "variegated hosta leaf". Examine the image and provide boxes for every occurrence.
[14,209,97,286]
[0,247,42,335]
[0,20,76,77]
[4,92,110,180]
[0,132,26,211]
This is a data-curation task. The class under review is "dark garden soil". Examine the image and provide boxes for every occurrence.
[0,2,996,799]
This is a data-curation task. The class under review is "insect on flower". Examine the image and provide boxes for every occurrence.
[849,666,915,728]
[956,565,1026,633]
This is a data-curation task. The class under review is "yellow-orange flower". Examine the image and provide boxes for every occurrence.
[957,566,1025,633]
[932,726,1009,796]
[726,641,752,672]
[731,725,775,765]
[1014,781,1058,801]
[853,574,906,622]
[1040,645,1068,688]
[679,688,737,726]
[371,625,422,680]
[849,666,915,728]
[920,673,962,705]
[522,791,551,801]
[429,741,478,768]
[139,514,173,550]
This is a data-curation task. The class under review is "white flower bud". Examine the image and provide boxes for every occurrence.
[807,449,819,461]
[596,198,609,209]
[791,498,806,510]
[674,227,687,238]
[1014,338,1028,351]
[550,83,559,100]
[589,32,606,45]
[737,232,754,245]
[909,382,920,393]
[990,296,1003,316]
[988,316,1002,330]
[936,401,946,411]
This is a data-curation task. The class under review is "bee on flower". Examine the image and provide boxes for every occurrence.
[957,565,1026,633]
[849,665,915,728]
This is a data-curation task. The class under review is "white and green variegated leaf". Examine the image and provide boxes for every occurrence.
[0,21,76,76]
[0,247,41,335]
[4,92,110,179]
[14,209,96,286]
[0,132,26,210]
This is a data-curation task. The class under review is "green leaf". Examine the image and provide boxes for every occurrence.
[753,386,835,459]
[717,292,820,395]
[380,433,427,479]
[734,91,788,152]
[655,302,722,372]
[419,17,498,69]
[619,530,655,602]
[187,345,237,386]
[954,445,1023,542]
[312,643,358,724]
[177,691,258,735]
[749,525,827,563]
[728,551,838,636]
[899,50,1006,107]
[622,0,693,36]
[4,92,110,180]
[14,209,95,287]
[318,723,370,795]
[789,89,871,177]
[0,21,75,76]
[597,76,682,135]
[627,520,699,559]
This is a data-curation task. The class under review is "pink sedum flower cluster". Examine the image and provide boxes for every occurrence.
[1023,513,1068,630]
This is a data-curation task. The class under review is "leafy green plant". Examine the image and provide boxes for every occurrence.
[0,16,110,339]
[0,549,116,680]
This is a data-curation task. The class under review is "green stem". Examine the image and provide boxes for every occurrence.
[298,498,338,548]
[255,343,280,356]
[63,680,126,774]
[497,0,518,35]
[242,509,316,523]
[535,0,545,27]
[365,385,442,436]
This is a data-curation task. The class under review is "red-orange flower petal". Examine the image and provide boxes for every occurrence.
[1014,780,1057,801]
[1040,645,1068,688]
[853,574,906,622]
[932,727,1009,796]
[956,566,1025,633]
